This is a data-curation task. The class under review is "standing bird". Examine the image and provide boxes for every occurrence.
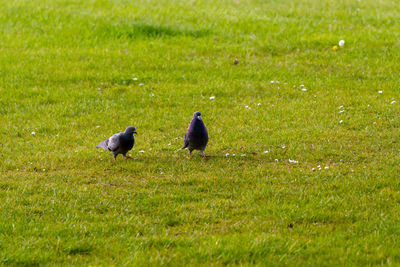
[182,112,209,157]
[96,126,137,161]
[233,57,239,65]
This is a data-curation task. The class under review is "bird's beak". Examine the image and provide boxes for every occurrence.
[197,115,202,120]
[133,131,137,134]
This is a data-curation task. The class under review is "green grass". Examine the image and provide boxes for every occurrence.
[1,0,400,265]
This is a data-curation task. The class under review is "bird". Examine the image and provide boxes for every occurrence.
[233,57,239,65]
[96,126,137,161]
[182,112,209,157]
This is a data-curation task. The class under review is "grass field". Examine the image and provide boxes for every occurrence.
[1,0,400,265]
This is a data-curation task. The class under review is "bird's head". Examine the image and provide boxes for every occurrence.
[193,111,202,121]
[125,126,137,134]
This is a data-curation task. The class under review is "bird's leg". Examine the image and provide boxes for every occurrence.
[113,154,117,161]
[201,151,206,158]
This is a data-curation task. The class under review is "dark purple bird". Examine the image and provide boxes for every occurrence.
[96,126,137,161]
[182,112,209,157]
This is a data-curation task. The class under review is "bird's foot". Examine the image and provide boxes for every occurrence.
[201,152,206,158]
[124,155,132,159]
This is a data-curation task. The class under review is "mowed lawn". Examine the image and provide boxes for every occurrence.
[1,0,400,265]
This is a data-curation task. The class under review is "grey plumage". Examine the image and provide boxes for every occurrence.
[183,132,190,149]
[182,111,208,157]
[96,126,137,161]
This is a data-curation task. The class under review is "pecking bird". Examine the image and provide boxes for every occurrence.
[96,126,137,161]
[182,112,209,157]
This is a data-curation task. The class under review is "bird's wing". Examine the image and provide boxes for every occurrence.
[107,133,121,152]
[182,132,189,149]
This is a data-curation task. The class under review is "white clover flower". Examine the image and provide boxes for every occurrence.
[312,168,315,171]
[300,84,305,88]
[132,78,138,81]
[282,145,286,149]
[225,153,230,157]
[241,154,246,157]
[139,83,144,86]
[391,101,396,104]
[378,91,383,94]
[31,131,36,135]
[324,166,329,169]
[232,154,236,156]
[289,159,298,164]
[339,40,345,47]
[338,110,345,113]
[338,106,343,109]
[275,159,278,162]
[270,81,274,84]
[301,88,307,92]
[257,103,261,106]
[339,120,343,124]
[139,150,145,153]
[264,150,269,154]
[209,96,215,100]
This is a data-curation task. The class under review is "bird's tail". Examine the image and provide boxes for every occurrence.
[96,141,107,150]
[181,144,188,150]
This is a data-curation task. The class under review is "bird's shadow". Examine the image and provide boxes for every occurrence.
[95,151,270,166]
